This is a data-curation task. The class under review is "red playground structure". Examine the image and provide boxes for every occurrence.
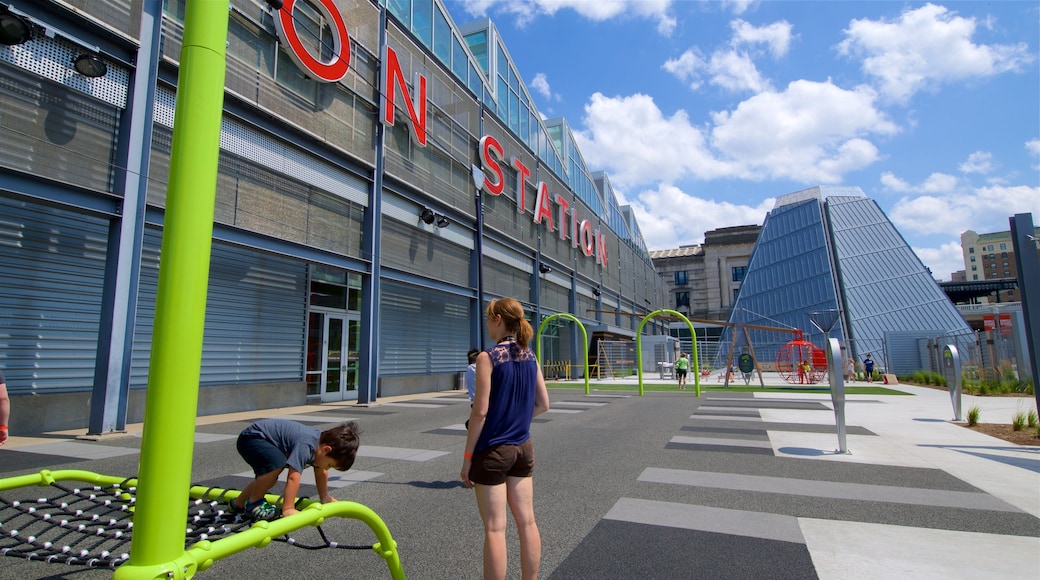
[776,331,828,384]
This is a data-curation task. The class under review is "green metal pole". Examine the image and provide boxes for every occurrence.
[115,1,228,577]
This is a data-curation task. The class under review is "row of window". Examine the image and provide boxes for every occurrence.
[671,266,747,286]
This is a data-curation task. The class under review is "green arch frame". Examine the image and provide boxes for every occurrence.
[636,310,701,396]
[536,313,591,395]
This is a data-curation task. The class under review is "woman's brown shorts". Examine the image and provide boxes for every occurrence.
[469,439,535,486]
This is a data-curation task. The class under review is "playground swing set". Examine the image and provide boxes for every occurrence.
[0,2,403,578]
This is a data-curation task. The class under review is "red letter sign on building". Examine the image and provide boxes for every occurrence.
[275,0,351,83]
[383,46,428,146]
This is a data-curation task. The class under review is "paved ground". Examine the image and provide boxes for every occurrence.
[1,377,1038,579]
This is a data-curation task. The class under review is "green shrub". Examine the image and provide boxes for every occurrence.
[912,370,926,384]
[1028,409,1038,429]
[967,405,981,427]
[1012,411,1027,431]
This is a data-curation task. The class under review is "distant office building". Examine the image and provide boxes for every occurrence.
[649,225,760,322]
[724,186,973,375]
[960,228,1040,302]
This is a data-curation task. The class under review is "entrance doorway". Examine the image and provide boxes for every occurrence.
[306,312,360,402]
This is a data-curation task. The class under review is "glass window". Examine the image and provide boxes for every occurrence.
[968,247,974,253]
[451,35,467,81]
[732,266,747,282]
[675,291,690,309]
[412,0,432,46]
[1000,243,1007,250]
[433,7,451,63]
[674,270,688,285]
[465,31,488,74]
[389,0,410,28]
[970,256,975,262]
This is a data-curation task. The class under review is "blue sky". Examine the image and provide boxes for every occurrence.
[443,0,1040,281]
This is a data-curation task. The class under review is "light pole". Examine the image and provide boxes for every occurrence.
[472,165,485,347]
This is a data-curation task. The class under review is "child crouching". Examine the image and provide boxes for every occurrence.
[230,419,361,520]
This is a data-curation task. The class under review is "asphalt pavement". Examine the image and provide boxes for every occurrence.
[1,376,1037,579]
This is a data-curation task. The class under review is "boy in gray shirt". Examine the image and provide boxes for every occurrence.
[230,418,361,520]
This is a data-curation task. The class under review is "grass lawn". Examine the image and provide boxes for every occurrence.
[546,382,906,396]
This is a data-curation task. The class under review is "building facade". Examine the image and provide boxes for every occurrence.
[0,0,665,435]
[649,225,759,322]
[960,228,1040,303]
[725,186,973,376]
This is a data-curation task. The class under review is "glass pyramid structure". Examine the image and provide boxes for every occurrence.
[724,186,973,375]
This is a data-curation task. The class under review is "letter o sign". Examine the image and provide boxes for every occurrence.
[275,0,351,83]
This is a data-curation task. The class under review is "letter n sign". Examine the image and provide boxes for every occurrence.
[275,0,351,83]
[382,46,428,147]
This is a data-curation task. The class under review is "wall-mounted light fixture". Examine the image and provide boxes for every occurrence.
[0,11,32,45]
[539,264,552,274]
[420,207,436,225]
[73,53,107,77]
[435,214,449,228]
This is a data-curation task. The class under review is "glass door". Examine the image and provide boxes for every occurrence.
[306,312,359,403]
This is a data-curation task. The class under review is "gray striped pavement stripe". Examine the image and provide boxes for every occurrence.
[638,468,1022,512]
[690,414,763,422]
[669,435,774,449]
[357,445,450,461]
[379,403,447,409]
[604,497,805,543]
[6,441,140,460]
[546,408,583,414]
[552,401,608,407]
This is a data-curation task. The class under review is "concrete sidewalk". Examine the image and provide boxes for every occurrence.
[0,378,1037,579]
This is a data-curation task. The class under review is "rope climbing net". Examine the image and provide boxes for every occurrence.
[0,478,372,569]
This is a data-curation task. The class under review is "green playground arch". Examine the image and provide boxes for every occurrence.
[536,313,590,395]
[636,310,701,397]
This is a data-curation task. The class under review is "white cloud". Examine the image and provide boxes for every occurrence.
[575,80,897,188]
[889,184,1040,236]
[458,0,676,35]
[730,19,794,58]
[530,73,552,99]
[882,172,958,193]
[912,241,965,281]
[710,80,898,182]
[708,50,772,93]
[1027,139,1040,170]
[574,93,736,186]
[723,0,757,16]
[664,19,791,94]
[624,183,773,250]
[837,3,1035,103]
[662,49,705,91]
[958,151,993,174]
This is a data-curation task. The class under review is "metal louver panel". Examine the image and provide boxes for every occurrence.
[0,197,108,393]
[132,228,307,388]
[379,280,469,375]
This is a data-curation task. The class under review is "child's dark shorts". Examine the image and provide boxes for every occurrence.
[469,439,535,486]
[237,434,286,476]
[676,369,688,378]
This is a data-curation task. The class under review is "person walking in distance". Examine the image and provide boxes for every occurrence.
[863,353,875,383]
[461,298,551,580]
[675,352,689,390]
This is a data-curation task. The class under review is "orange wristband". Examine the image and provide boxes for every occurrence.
[0,426,8,431]
[463,452,473,459]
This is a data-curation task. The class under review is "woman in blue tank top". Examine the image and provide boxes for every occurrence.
[461,298,551,580]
